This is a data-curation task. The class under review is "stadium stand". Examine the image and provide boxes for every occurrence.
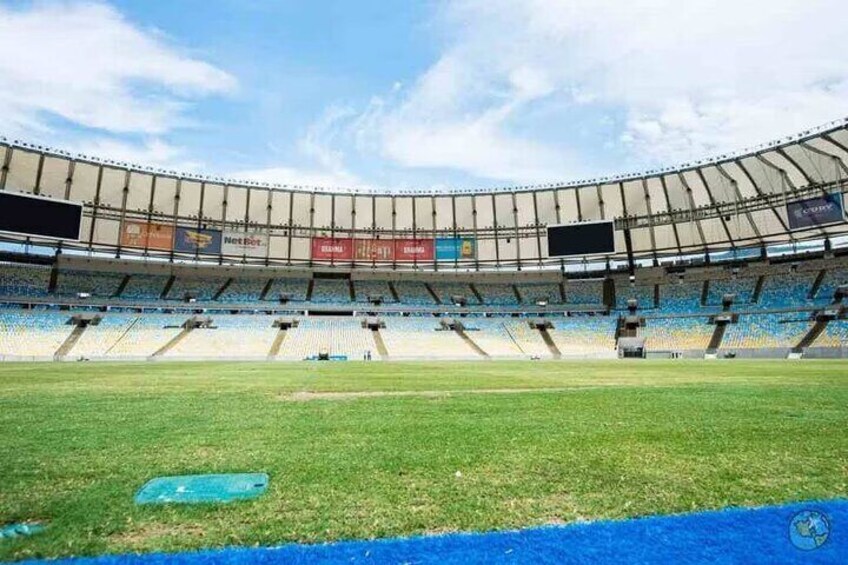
[721,313,813,350]
[659,282,705,313]
[639,317,714,351]
[0,263,50,297]
[167,276,228,301]
[616,284,655,310]
[121,274,171,300]
[278,317,376,360]
[393,281,437,305]
[310,279,352,304]
[264,277,309,302]
[380,317,476,358]
[166,315,278,359]
[353,280,395,303]
[502,320,554,358]
[548,316,617,357]
[475,283,519,305]
[516,282,562,305]
[564,280,604,306]
[69,315,140,358]
[103,314,187,358]
[0,310,73,358]
[217,278,267,303]
[757,272,817,309]
[55,270,124,298]
[431,282,478,305]
[461,318,524,357]
[706,277,756,307]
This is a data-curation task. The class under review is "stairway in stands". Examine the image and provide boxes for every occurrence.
[793,319,830,354]
[54,324,87,360]
[267,329,287,359]
[152,325,193,358]
[454,327,488,358]
[706,323,727,355]
[538,327,562,359]
[371,329,389,359]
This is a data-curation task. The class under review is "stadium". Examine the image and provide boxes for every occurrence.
[1,123,848,362]
[1,2,847,562]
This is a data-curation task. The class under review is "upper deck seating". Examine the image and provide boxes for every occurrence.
[616,284,655,310]
[393,282,437,305]
[564,280,604,306]
[432,282,478,305]
[54,270,124,298]
[516,282,562,305]
[217,278,267,303]
[121,274,170,300]
[167,277,227,301]
[475,283,518,305]
[353,280,395,303]
[310,279,351,304]
[0,263,50,297]
[264,278,308,302]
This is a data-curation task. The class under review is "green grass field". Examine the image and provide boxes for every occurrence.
[1,360,847,561]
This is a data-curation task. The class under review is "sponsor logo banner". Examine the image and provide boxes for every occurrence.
[394,238,434,261]
[120,221,174,251]
[222,231,268,256]
[435,238,476,260]
[354,238,394,261]
[174,226,222,254]
[311,237,354,260]
[787,193,846,230]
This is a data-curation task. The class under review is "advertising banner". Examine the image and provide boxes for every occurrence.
[394,238,434,261]
[120,221,173,251]
[174,226,222,254]
[222,231,269,256]
[435,237,476,260]
[787,193,846,230]
[354,238,395,261]
[311,237,354,260]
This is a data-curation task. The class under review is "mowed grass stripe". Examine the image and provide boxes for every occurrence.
[0,361,846,560]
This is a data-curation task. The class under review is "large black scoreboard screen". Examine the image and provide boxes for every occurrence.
[0,192,82,241]
[546,220,615,258]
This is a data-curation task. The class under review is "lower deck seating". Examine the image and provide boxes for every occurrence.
[548,317,617,356]
[721,314,813,349]
[501,320,553,358]
[104,314,186,357]
[639,317,713,351]
[380,318,475,358]
[279,317,376,360]
[0,310,73,358]
[461,318,524,357]
[166,316,278,358]
[70,315,139,358]
[813,320,848,348]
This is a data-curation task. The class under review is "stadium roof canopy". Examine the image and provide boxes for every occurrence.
[1,118,847,270]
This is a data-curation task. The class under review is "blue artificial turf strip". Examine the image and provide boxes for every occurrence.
[133,474,269,505]
[19,499,846,564]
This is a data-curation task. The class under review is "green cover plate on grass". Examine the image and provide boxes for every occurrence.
[134,473,269,505]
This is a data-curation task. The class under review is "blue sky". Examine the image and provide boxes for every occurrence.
[0,0,846,191]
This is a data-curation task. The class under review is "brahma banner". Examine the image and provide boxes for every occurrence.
[222,231,269,256]
[394,239,434,261]
[174,227,222,254]
[787,193,846,230]
[120,221,173,251]
[311,237,354,260]
[354,239,394,261]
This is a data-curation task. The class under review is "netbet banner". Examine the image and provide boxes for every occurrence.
[787,193,846,230]
[174,226,222,254]
[435,238,476,260]
[222,231,268,256]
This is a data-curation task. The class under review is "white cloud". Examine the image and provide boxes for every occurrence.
[74,137,204,172]
[232,166,360,189]
[338,0,848,182]
[0,1,235,137]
